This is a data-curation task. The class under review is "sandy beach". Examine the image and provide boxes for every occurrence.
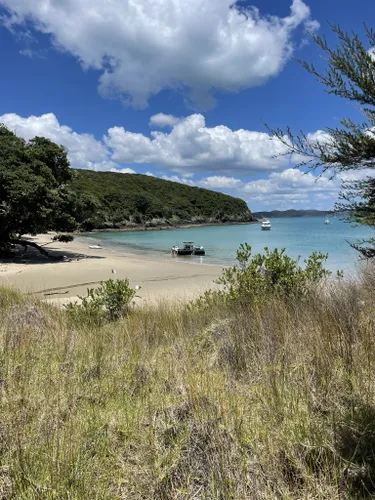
[0,234,222,305]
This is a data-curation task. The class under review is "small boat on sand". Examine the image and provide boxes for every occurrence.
[88,244,102,249]
[171,241,206,256]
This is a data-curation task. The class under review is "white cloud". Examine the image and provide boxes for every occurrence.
[339,168,374,182]
[149,113,181,129]
[105,113,292,175]
[0,111,294,175]
[239,168,342,210]
[199,176,244,189]
[161,174,195,186]
[242,168,338,195]
[0,0,317,108]
[159,174,244,189]
[0,112,118,171]
[109,167,136,174]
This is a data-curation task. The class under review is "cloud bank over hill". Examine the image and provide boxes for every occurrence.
[0,111,343,211]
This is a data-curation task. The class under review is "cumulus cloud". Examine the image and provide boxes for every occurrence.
[0,0,317,108]
[149,113,181,129]
[0,112,118,171]
[0,111,294,175]
[199,176,244,189]
[0,111,352,210]
[157,169,341,210]
[239,168,342,209]
[161,174,195,186]
[110,167,136,174]
[242,168,339,195]
[105,113,292,175]
[159,174,243,189]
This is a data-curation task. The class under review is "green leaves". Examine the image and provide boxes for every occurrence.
[192,245,334,310]
[66,279,137,323]
[0,125,80,246]
[268,24,375,259]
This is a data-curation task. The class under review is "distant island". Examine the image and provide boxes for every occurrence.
[70,169,256,231]
[252,209,331,219]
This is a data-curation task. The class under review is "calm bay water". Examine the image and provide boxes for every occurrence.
[82,217,373,273]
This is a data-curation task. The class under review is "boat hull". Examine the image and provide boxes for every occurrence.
[173,249,193,256]
[172,242,206,256]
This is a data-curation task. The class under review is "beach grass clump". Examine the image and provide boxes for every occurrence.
[1,265,375,498]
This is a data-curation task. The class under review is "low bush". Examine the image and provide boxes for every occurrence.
[66,278,136,323]
[192,244,335,310]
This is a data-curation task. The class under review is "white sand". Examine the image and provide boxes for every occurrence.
[0,234,222,305]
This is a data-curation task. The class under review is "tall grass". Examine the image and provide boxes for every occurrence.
[1,269,375,498]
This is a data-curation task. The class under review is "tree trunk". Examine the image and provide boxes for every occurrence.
[8,238,61,259]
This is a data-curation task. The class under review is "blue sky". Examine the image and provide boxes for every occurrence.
[0,0,373,211]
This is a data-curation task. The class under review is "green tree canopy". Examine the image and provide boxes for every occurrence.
[270,24,375,257]
[0,125,80,256]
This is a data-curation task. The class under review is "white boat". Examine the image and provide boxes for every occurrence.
[261,219,271,230]
[324,218,330,225]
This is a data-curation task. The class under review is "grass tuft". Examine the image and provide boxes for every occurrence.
[1,269,375,498]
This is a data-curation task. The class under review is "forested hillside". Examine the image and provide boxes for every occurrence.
[70,169,255,230]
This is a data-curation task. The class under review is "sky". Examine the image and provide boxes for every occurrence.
[0,0,374,212]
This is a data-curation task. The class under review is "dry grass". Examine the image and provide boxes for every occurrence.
[1,269,375,498]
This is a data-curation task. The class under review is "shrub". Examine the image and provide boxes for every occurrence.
[192,244,334,309]
[66,279,136,323]
[52,234,74,243]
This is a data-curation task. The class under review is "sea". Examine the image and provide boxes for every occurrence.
[80,216,374,274]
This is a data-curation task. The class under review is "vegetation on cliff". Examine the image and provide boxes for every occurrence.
[70,169,255,230]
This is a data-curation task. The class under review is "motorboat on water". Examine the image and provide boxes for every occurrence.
[324,218,330,224]
[171,241,206,256]
[261,219,271,230]
[193,245,206,256]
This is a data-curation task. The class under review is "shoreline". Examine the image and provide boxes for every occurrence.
[80,220,258,234]
[0,234,222,306]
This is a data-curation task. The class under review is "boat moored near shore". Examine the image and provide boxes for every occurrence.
[172,241,206,256]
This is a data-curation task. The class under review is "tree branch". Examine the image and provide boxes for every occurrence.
[8,238,61,260]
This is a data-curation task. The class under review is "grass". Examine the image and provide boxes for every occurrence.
[1,268,375,498]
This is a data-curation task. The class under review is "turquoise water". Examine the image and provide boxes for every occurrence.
[82,217,373,273]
